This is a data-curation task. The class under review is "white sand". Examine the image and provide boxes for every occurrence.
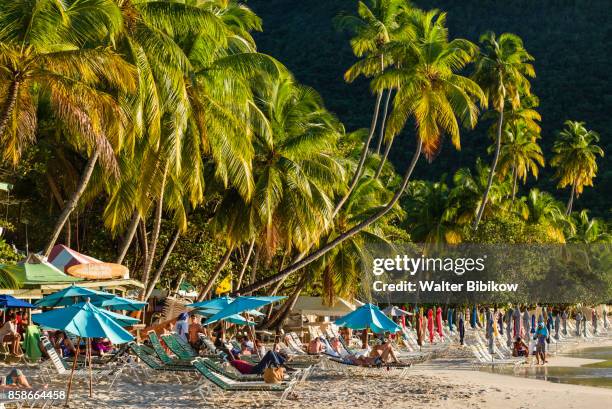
[2,338,611,408]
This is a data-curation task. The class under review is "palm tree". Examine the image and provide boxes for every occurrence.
[404,180,463,244]
[202,77,345,300]
[550,121,604,215]
[472,32,535,229]
[237,9,485,295]
[0,1,138,256]
[515,189,567,242]
[568,210,611,243]
[496,121,544,201]
[334,0,413,215]
[451,159,512,224]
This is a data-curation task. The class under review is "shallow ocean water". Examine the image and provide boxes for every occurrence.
[480,346,612,389]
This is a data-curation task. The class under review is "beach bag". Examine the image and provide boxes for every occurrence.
[263,365,284,384]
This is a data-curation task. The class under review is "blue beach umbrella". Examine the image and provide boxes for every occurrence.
[32,301,134,344]
[92,296,147,311]
[187,295,233,309]
[203,296,286,326]
[0,295,36,308]
[335,303,401,334]
[192,308,255,326]
[73,302,139,327]
[35,284,115,308]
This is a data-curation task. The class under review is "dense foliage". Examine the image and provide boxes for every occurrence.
[0,1,609,317]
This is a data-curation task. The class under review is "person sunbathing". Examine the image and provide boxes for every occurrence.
[307,336,325,354]
[222,347,293,375]
[512,337,529,357]
[368,340,401,364]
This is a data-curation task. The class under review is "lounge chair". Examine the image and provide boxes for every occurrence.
[197,357,262,381]
[161,332,198,360]
[191,357,298,404]
[39,336,121,388]
[147,330,193,368]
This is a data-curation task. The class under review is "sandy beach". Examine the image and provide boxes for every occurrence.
[1,338,611,409]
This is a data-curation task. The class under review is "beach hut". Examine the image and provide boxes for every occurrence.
[48,244,129,280]
[0,254,81,287]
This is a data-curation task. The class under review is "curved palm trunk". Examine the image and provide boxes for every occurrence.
[263,274,308,329]
[197,246,234,301]
[140,165,168,299]
[235,240,255,291]
[375,89,393,154]
[375,133,395,179]
[473,109,504,230]
[565,182,576,215]
[236,139,423,296]
[116,210,140,264]
[43,148,100,256]
[331,90,383,220]
[143,228,180,301]
[0,80,21,140]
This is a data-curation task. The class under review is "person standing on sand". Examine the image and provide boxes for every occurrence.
[533,322,548,365]
[174,312,189,341]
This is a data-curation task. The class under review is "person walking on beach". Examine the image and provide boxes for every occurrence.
[533,322,548,365]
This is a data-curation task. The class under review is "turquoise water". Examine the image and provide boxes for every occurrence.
[480,346,612,389]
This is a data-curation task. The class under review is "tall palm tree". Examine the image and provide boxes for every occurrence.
[496,121,544,201]
[550,121,604,215]
[203,77,345,300]
[472,32,534,229]
[237,9,485,295]
[0,1,138,256]
[334,0,413,215]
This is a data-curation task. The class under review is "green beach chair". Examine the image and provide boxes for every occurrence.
[147,330,192,367]
[191,358,297,404]
[198,357,262,381]
[161,332,197,360]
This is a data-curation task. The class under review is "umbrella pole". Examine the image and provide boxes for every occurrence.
[88,338,93,397]
[66,337,81,406]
